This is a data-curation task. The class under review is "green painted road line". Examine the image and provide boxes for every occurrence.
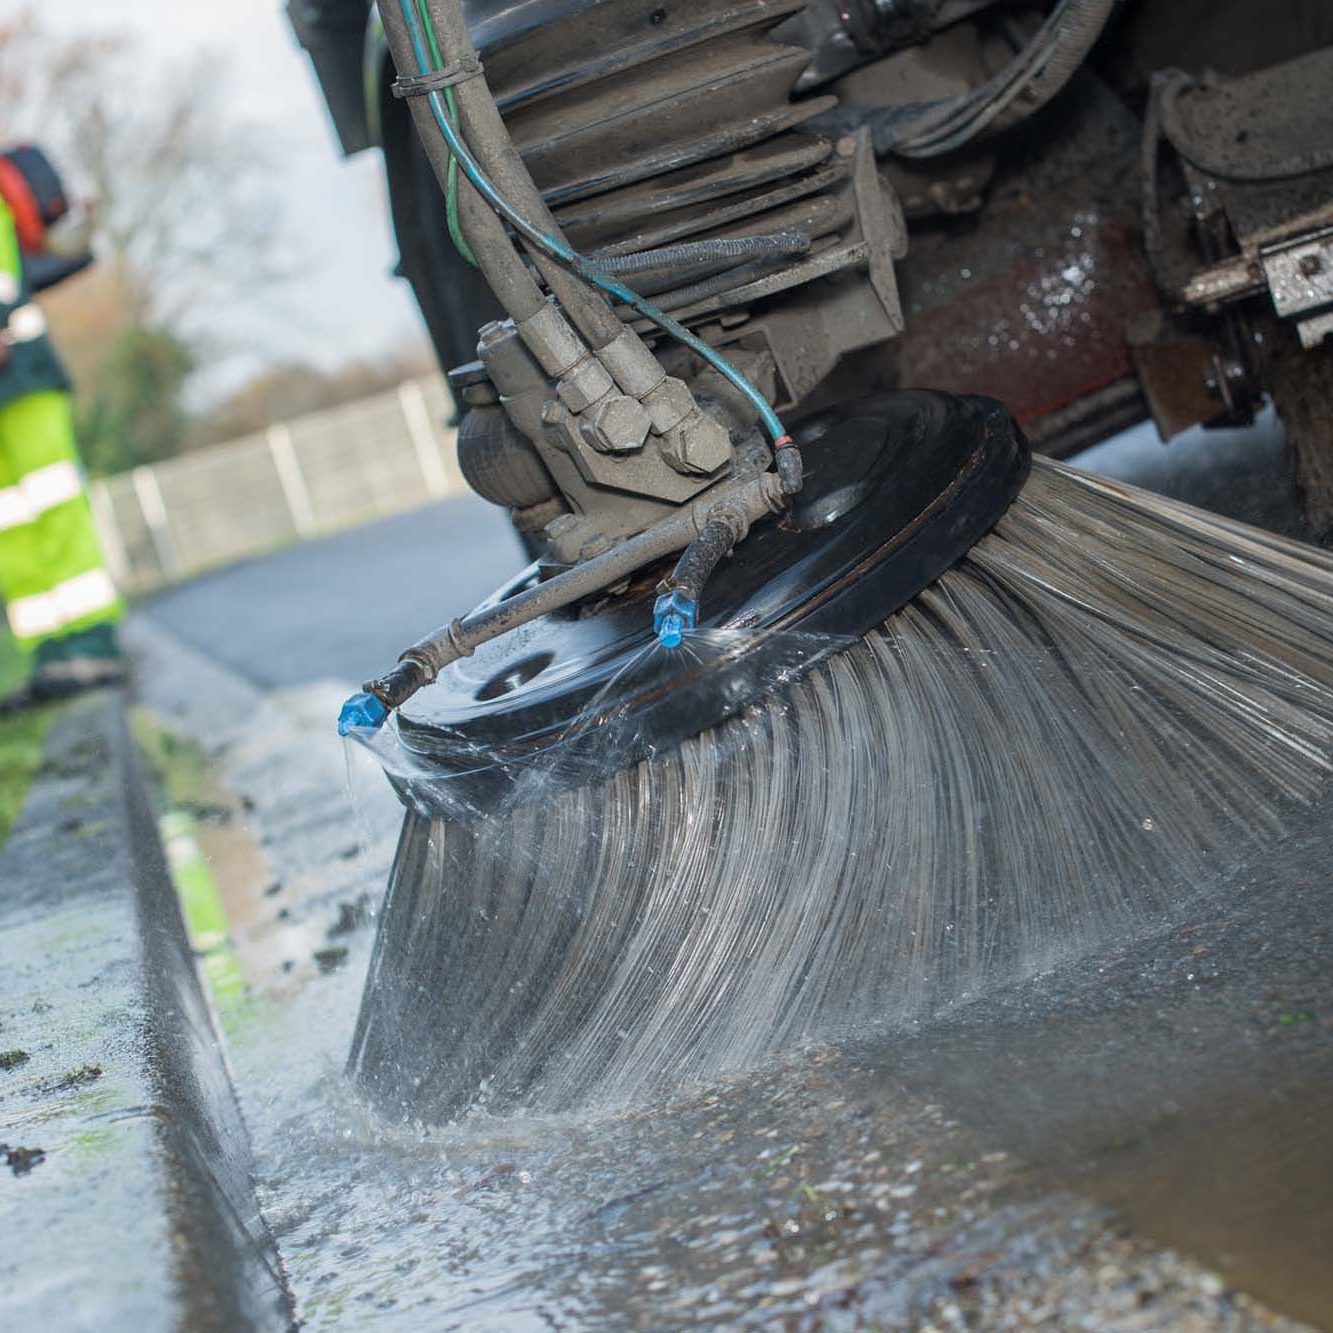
[159,808,253,1033]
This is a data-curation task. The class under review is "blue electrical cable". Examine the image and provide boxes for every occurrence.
[394,0,794,461]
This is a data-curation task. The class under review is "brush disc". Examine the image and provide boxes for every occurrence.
[393,391,1028,811]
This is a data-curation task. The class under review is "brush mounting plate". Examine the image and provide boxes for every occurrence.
[395,391,1029,809]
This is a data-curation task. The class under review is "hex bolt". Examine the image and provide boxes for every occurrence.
[579,394,652,454]
[660,409,732,475]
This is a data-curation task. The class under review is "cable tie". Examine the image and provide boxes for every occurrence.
[392,57,485,98]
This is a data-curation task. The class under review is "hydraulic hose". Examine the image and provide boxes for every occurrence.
[382,0,799,487]
[380,0,550,324]
[348,0,802,739]
[420,0,630,353]
[869,0,1117,159]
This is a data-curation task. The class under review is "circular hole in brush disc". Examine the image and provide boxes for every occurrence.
[396,391,1030,808]
[475,651,557,701]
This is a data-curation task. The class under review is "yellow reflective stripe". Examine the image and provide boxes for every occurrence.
[22,460,82,513]
[4,570,118,640]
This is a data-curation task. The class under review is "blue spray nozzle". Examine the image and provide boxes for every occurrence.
[338,691,389,736]
[653,588,698,649]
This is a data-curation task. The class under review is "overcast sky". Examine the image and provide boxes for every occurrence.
[27,0,425,395]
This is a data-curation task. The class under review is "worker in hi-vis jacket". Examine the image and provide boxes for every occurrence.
[0,144,122,709]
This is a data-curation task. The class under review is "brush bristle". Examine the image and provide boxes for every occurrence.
[351,459,1333,1120]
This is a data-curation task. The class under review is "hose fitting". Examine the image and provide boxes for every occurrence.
[337,691,390,736]
[653,587,698,649]
[774,435,803,494]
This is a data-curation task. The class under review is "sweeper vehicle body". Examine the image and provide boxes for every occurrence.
[286,0,1333,1119]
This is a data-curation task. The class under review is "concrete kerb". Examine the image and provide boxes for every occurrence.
[0,692,295,1332]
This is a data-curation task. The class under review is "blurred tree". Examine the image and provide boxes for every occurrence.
[0,12,289,472]
[76,325,195,476]
[187,344,438,447]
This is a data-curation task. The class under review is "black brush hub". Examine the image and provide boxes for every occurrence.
[393,391,1028,813]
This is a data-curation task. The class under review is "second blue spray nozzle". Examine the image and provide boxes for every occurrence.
[653,587,698,649]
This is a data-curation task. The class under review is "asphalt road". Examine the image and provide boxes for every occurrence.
[143,492,523,690]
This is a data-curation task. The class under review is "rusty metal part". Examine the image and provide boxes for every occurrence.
[1182,256,1266,308]
[1127,325,1258,442]
[1271,330,1333,540]
[898,210,1159,429]
[891,75,1171,442]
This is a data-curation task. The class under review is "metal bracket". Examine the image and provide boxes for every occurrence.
[849,126,907,334]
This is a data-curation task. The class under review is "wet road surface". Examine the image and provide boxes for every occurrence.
[129,429,1332,1329]
[143,492,523,690]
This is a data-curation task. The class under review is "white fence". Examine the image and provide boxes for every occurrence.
[91,374,468,594]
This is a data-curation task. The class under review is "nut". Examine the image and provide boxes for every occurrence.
[642,376,697,435]
[517,303,586,377]
[556,355,615,413]
[579,394,652,454]
[660,409,732,475]
[544,513,602,564]
[541,404,582,453]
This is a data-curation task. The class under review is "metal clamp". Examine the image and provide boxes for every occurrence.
[392,56,485,99]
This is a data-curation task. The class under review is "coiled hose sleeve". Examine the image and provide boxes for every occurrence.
[669,519,738,601]
[592,232,810,294]
[652,517,741,647]
[611,252,799,319]
[422,0,630,352]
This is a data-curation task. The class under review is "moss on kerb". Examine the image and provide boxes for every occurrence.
[129,709,213,813]
[0,625,29,696]
[0,707,59,851]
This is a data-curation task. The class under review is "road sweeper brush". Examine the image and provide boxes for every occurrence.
[326,0,1333,1119]
[347,395,1333,1118]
